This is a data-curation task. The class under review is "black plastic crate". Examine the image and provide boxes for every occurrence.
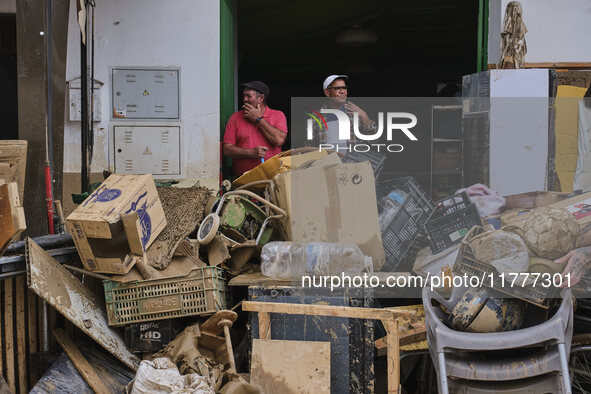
[425,192,483,254]
[123,319,183,353]
[248,286,374,394]
[380,177,435,271]
[341,151,386,180]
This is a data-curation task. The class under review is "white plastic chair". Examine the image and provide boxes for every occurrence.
[422,285,573,394]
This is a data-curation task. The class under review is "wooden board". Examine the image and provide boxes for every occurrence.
[16,277,27,393]
[243,301,414,320]
[229,272,290,287]
[25,238,140,370]
[4,279,15,392]
[28,289,38,385]
[0,185,16,256]
[0,140,27,202]
[30,342,135,394]
[229,271,413,287]
[52,329,109,394]
[251,339,330,394]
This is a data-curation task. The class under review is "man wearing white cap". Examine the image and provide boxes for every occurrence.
[311,75,376,148]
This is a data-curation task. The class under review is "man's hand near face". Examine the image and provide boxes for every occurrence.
[243,103,264,122]
[344,101,371,126]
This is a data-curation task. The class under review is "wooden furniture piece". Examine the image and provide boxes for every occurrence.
[242,300,414,394]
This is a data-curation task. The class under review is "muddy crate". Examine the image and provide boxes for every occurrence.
[452,226,557,308]
[104,267,227,326]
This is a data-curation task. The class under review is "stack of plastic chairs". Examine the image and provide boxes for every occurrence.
[422,285,573,394]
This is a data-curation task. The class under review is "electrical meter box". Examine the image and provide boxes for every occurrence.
[67,77,103,122]
[111,67,180,120]
[110,122,183,179]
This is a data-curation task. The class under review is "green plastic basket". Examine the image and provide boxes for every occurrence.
[103,266,227,327]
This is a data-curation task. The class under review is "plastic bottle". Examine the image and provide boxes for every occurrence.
[378,189,408,232]
[260,242,373,280]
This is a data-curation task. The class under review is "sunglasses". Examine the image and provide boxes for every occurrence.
[327,86,348,92]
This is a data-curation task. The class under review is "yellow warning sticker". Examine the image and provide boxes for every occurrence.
[143,89,149,96]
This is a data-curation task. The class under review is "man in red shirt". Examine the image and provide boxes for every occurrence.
[222,81,288,176]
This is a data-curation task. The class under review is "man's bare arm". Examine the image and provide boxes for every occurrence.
[243,103,286,147]
[222,142,266,159]
[559,223,591,286]
[257,119,287,147]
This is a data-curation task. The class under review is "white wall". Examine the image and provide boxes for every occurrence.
[63,0,220,186]
[0,0,16,13]
[489,0,591,64]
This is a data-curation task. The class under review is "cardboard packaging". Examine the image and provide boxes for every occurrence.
[501,191,591,228]
[548,191,591,227]
[269,161,386,270]
[504,191,570,210]
[66,174,167,274]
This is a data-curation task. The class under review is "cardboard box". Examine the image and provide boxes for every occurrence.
[66,174,167,274]
[548,191,591,227]
[501,191,591,228]
[504,191,570,210]
[269,162,386,270]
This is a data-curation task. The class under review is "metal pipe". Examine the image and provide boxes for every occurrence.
[80,1,89,193]
[477,0,483,72]
[5,233,73,255]
[44,0,54,234]
[221,190,287,216]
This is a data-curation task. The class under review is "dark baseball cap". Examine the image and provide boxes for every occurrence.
[241,81,270,98]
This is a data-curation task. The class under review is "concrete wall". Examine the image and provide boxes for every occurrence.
[0,0,16,13]
[489,0,591,64]
[63,0,220,188]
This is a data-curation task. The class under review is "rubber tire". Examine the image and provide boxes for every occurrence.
[198,213,220,245]
[204,195,217,214]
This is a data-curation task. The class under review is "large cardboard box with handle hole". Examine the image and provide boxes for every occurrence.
[66,174,167,274]
[269,161,385,270]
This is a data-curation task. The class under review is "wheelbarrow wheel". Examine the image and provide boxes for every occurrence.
[198,213,220,244]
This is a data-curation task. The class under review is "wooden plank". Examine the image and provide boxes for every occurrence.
[243,301,414,320]
[25,238,140,370]
[375,324,427,356]
[27,289,38,386]
[15,276,27,393]
[229,272,413,287]
[258,312,271,340]
[52,328,110,394]
[0,140,27,202]
[489,62,591,70]
[384,319,400,394]
[228,272,291,287]
[4,279,15,392]
[251,339,330,394]
[0,184,16,256]
[0,281,3,376]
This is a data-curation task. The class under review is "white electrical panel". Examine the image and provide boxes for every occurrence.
[69,90,101,122]
[111,122,182,179]
[67,77,103,122]
[111,67,180,120]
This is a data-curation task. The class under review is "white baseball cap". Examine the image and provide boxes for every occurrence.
[323,75,348,91]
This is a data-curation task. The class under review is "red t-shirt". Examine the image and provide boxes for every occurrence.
[223,107,288,176]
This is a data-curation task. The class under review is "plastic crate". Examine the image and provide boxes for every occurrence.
[425,192,483,254]
[452,226,555,308]
[104,267,227,327]
[341,151,386,180]
[380,177,435,271]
